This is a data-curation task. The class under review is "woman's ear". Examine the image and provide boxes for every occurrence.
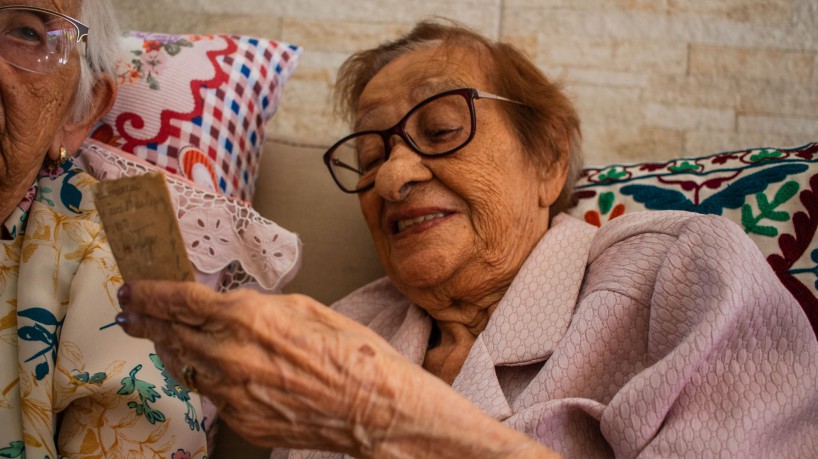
[538,135,570,208]
[49,75,117,161]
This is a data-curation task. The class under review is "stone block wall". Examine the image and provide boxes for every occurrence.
[112,0,817,166]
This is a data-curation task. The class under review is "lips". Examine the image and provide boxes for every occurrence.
[396,212,448,233]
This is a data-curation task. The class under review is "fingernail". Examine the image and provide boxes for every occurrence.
[115,312,129,327]
[118,283,131,307]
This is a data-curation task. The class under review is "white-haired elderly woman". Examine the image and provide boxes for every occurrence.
[0,1,209,458]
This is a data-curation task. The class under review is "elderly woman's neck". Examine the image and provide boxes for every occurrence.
[420,293,504,384]
[408,275,508,339]
[423,307,497,384]
[426,298,500,337]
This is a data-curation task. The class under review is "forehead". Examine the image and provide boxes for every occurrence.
[356,44,493,127]
[0,0,79,15]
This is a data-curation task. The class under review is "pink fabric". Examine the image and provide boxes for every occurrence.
[279,211,818,458]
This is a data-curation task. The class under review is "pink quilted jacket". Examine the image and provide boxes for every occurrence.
[278,211,818,458]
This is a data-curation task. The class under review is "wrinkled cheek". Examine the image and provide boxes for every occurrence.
[360,198,390,265]
[0,139,44,193]
[1,74,64,202]
[372,236,395,280]
[471,199,505,245]
[4,107,50,161]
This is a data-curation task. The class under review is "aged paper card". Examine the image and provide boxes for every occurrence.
[93,172,195,282]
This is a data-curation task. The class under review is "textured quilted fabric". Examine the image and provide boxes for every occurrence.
[276,211,818,458]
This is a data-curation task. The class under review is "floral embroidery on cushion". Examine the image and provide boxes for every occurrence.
[570,142,818,338]
[667,160,701,173]
[578,191,626,227]
[767,173,818,332]
[619,163,807,215]
[92,31,302,202]
[596,167,629,182]
[749,148,784,163]
[104,33,233,155]
[742,181,799,237]
[119,33,195,90]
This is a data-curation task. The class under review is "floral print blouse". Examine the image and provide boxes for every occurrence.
[0,161,208,458]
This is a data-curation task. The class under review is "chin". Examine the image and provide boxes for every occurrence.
[387,253,452,290]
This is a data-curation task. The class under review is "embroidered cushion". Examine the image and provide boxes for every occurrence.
[568,142,818,337]
[78,139,301,293]
[90,31,302,202]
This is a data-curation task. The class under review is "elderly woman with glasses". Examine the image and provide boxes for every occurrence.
[117,20,818,458]
[0,1,209,458]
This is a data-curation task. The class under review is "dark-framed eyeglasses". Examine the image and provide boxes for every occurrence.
[0,5,89,74]
[323,87,526,193]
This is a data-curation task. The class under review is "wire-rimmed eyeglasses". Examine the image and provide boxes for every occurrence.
[323,87,526,193]
[0,5,88,74]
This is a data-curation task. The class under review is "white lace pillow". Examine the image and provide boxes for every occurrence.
[78,139,301,293]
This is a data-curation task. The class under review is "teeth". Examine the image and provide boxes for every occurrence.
[397,213,447,233]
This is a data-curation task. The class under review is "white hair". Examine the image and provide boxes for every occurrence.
[72,0,122,123]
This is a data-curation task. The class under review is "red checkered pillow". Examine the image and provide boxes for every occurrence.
[91,31,301,202]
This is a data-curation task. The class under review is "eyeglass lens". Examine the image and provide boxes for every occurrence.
[330,92,473,192]
[0,8,80,74]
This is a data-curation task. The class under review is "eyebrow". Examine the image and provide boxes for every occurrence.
[408,81,458,101]
[354,79,466,131]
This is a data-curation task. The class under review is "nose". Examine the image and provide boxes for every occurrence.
[373,137,433,201]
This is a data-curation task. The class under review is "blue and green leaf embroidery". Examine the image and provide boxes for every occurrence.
[117,364,166,425]
[149,354,201,431]
[668,161,700,173]
[621,163,809,215]
[748,149,783,163]
[598,191,615,215]
[598,168,627,182]
[71,370,107,385]
[17,308,64,380]
[0,441,24,458]
[741,180,799,237]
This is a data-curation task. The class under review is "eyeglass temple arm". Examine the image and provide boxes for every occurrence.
[331,158,363,175]
[475,90,527,106]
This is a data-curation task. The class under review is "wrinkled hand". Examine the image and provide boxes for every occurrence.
[116,281,412,456]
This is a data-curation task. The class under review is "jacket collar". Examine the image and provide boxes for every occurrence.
[362,214,597,417]
[480,214,597,365]
[451,214,597,417]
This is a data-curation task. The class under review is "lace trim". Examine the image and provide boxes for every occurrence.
[76,139,302,292]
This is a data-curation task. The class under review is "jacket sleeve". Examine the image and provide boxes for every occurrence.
[600,213,818,458]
